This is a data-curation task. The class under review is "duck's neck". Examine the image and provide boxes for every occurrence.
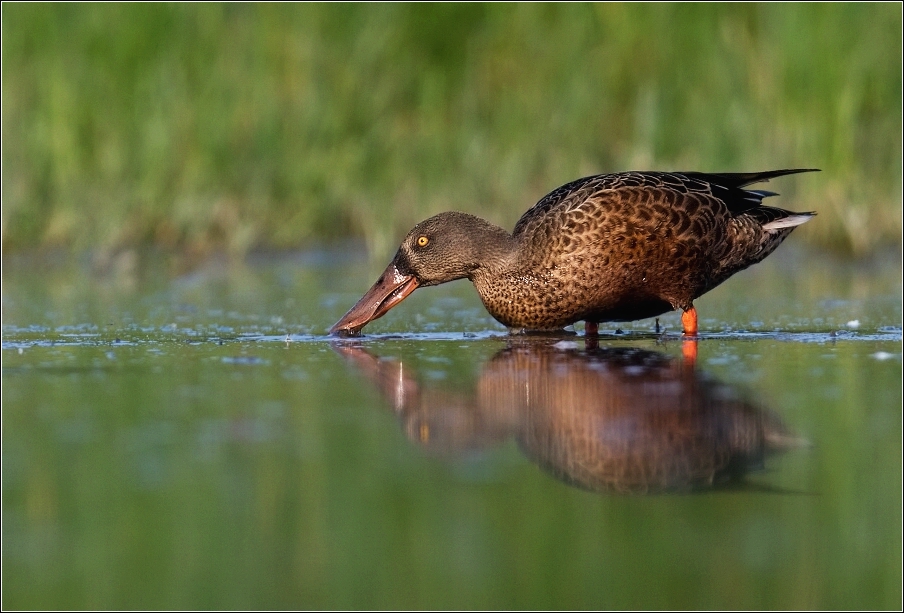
[462,217,519,280]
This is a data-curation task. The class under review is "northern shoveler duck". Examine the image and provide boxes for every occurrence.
[329,169,817,336]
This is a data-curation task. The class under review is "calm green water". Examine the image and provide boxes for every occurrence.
[2,247,901,609]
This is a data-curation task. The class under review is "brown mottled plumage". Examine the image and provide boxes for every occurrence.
[330,169,817,335]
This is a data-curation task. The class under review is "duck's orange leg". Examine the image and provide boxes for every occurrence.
[585,321,598,336]
[680,306,698,367]
[681,306,698,337]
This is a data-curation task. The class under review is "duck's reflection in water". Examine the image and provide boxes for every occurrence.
[333,340,803,494]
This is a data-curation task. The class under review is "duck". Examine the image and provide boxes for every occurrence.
[329,169,817,337]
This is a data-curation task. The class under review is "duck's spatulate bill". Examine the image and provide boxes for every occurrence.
[329,262,419,336]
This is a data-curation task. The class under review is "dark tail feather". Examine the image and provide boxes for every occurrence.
[683,168,820,189]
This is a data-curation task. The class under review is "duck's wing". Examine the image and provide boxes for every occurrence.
[513,169,819,239]
[513,173,667,237]
[681,169,818,189]
[679,169,819,217]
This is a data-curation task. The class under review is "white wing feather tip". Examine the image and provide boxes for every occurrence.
[762,214,816,231]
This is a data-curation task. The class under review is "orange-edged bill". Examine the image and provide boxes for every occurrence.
[329,262,420,336]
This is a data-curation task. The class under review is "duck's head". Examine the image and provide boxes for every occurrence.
[329,212,513,336]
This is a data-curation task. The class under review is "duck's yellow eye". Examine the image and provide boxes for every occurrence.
[417,236,429,247]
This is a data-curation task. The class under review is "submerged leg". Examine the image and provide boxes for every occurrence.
[681,306,698,337]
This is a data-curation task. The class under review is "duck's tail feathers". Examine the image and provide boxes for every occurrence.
[745,205,816,229]
[761,212,816,231]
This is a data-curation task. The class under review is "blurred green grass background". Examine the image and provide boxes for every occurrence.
[2,3,901,259]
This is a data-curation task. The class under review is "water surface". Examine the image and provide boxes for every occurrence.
[2,246,901,609]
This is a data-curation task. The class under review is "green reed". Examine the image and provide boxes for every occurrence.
[2,4,901,257]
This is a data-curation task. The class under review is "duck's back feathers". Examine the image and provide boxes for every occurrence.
[515,169,818,237]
